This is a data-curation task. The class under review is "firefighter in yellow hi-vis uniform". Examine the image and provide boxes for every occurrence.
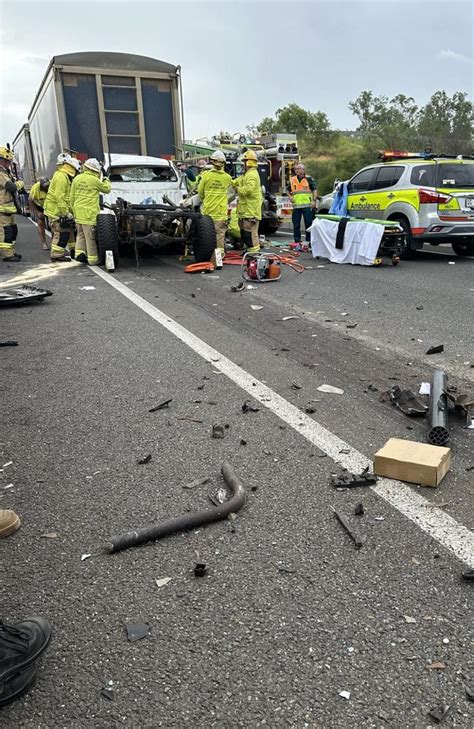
[198,150,232,254]
[70,158,111,265]
[0,146,24,262]
[232,149,262,254]
[44,155,81,262]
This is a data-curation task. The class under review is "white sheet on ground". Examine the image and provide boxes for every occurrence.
[310,218,384,265]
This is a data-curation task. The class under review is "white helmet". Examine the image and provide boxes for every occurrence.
[67,157,81,172]
[210,150,226,165]
[56,152,69,165]
[84,158,101,173]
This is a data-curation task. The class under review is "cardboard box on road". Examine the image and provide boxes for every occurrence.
[373,438,451,487]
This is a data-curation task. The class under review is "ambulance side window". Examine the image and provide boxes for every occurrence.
[410,165,435,187]
[348,168,376,194]
[373,166,403,190]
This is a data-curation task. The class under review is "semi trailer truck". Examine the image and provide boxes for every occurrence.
[11,52,216,264]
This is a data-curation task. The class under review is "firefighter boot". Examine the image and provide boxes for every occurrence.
[0,617,52,685]
[3,254,22,263]
[0,509,20,538]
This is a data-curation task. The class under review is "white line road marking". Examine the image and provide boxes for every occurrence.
[93,266,474,566]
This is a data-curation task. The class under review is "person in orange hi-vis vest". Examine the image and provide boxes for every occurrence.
[288,162,317,250]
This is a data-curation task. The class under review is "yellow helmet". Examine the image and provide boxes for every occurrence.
[242,149,258,162]
[0,146,14,161]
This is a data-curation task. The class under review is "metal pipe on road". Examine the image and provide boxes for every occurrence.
[428,370,450,446]
[108,462,246,553]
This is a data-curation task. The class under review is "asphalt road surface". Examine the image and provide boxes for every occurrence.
[1,219,473,728]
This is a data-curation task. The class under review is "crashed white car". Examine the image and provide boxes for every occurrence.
[96,154,216,265]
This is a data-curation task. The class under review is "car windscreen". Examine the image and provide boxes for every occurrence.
[436,163,474,188]
[109,166,178,183]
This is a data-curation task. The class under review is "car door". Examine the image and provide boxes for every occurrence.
[369,165,405,220]
[347,167,379,219]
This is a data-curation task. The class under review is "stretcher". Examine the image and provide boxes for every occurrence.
[313,214,406,266]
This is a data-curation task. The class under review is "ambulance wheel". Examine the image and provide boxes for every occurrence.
[451,240,474,256]
[390,216,415,259]
[190,215,216,263]
[96,214,120,267]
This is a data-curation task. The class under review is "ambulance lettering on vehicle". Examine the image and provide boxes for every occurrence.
[350,203,381,211]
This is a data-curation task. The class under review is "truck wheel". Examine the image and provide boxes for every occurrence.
[191,215,216,263]
[96,214,120,267]
[452,240,474,256]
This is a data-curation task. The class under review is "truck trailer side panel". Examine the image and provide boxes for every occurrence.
[12,124,36,190]
[61,73,103,161]
[28,70,63,180]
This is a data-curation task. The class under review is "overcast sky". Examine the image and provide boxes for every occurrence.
[1,0,472,144]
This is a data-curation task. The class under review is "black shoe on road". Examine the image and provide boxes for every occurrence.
[3,255,22,263]
[50,256,71,263]
[0,662,38,706]
[75,252,88,264]
[0,617,52,684]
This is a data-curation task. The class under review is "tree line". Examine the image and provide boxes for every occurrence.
[249,91,473,194]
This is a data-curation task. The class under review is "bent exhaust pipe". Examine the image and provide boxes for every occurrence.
[108,463,246,553]
[428,370,449,446]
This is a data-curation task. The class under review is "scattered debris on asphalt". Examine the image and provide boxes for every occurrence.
[461,569,474,582]
[317,384,344,394]
[81,553,92,561]
[331,466,377,488]
[291,381,302,390]
[465,686,474,702]
[333,508,365,548]
[0,285,53,307]
[231,282,245,292]
[426,661,447,671]
[212,424,225,439]
[427,704,451,724]
[419,382,430,395]
[305,407,316,414]
[155,577,172,588]
[209,487,227,506]
[354,502,364,516]
[108,463,246,553]
[100,688,115,701]
[426,344,444,355]
[250,305,263,311]
[149,399,172,412]
[339,691,351,700]
[2,461,13,468]
[281,315,300,321]
[177,415,203,423]
[0,340,18,347]
[125,623,149,642]
[240,438,247,446]
[403,615,417,624]
[40,532,58,539]
[446,391,474,426]
[194,562,207,577]
[137,454,152,465]
[242,401,260,413]
[388,386,428,416]
[182,476,211,490]
[79,286,95,291]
